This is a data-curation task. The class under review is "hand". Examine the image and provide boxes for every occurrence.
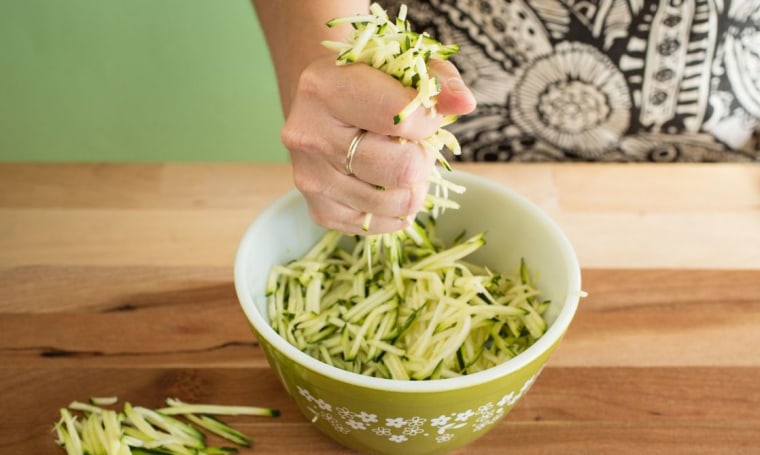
[281,55,477,235]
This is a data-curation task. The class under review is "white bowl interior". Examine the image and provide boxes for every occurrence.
[235,171,582,392]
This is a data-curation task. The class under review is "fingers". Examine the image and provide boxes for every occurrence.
[307,198,412,236]
[339,129,438,189]
[286,122,433,234]
[332,175,430,220]
[292,153,429,235]
[428,60,477,116]
[293,150,430,218]
[299,58,443,140]
[303,59,476,139]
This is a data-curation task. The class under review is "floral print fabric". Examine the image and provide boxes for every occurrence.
[382,0,760,162]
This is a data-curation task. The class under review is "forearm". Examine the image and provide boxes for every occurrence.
[253,0,369,117]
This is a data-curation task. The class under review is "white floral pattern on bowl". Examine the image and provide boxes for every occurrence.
[297,369,542,445]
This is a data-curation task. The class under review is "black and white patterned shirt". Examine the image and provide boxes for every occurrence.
[383,0,760,162]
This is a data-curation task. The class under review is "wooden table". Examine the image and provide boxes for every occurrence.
[1,163,759,454]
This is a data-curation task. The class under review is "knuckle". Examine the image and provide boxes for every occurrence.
[400,188,417,215]
[395,160,418,188]
[280,67,331,153]
[296,64,324,98]
[406,185,428,215]
[395,146,431,188]
[402,179,431,215]
[291,165,322,196]
[307,206,331,229]
[393,185,421,217]
[280,124,311,154]
[281,117,330,158]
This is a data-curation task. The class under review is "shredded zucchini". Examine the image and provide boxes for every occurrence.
[54,397,278,455]
[268,217,550,380]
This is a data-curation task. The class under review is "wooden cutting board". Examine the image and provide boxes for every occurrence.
[1,163,758,454]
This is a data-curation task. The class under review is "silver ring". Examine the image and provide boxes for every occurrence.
[345,129,367,176]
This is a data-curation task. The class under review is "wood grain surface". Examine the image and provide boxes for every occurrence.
[1,163,759,454]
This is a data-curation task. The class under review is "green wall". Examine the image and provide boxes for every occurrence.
[0,1,288,162]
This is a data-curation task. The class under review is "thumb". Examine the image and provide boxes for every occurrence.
[429,60,477,116]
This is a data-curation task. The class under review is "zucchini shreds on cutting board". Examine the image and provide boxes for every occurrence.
[268,217,550,381]
[54,397,279,455]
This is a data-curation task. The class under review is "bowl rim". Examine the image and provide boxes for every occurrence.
[234,170,582,393]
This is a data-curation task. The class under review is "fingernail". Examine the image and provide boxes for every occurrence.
[447,76,469,95]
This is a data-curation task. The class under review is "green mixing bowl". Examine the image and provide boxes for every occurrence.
[235,171,582,455]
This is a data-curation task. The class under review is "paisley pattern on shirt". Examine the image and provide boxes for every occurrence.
[382,0,760,162]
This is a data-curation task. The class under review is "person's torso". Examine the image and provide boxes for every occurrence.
[383,0,760,162]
